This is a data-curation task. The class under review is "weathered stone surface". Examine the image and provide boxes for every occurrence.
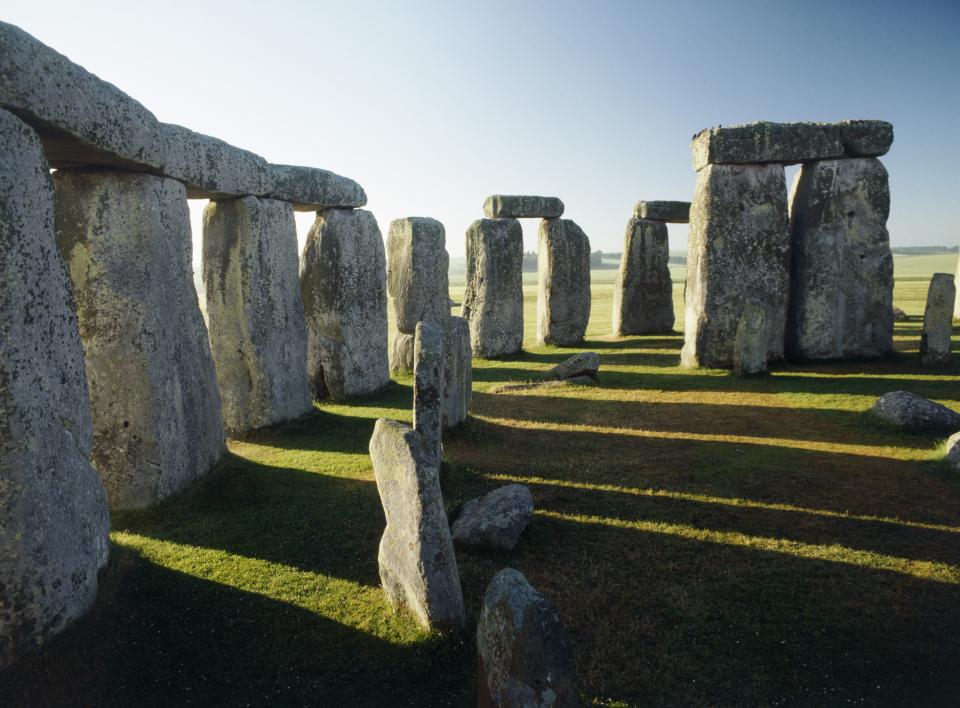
[734,300,768,376]
[462,218,524,357]
[537,219,591,346]
[945,432,960,472]
[387,217,450,333]
[414,322,444,469]
[871,391,960,433]
[0,109,110,672]
[265,164,367,211]
[390,331,416,374]
[159,123,270,199]
[443,316,473,429]
[54,169,226,510]
[920,273,955,366]
[477,568,580,708]
[681,163,790,368]
[370,418,464,632]
[300,208,389,400]
[613,218,674,335]
[202,197,312,435]
[451,485,534,550]
[633,200,690,223]
[546,352,600,380]
[484,195,564,219]
[787,158,893,360]
[834,120,895,158]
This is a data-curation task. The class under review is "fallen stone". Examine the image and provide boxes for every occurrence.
[370,418,464,632]
[265,163,367,210]
[945,432,960,471]
[0,108,110,672]
[633,200,690,223]
[787,158,893,360]
[893,306,908,322]
[920,273,955,366]
[202,196,312,435]
[387,216,450,333]
[451,484,534,550]
[546,352,600,380]
[54,169,226,510]
[443,316,473,429]
[477,568,580,708]
[484,195,564,219]
[414,322,444,469]
[871,391,960,434]
[734,300,769,376]
[681,163,790,368]
[300,208,389,400]
[462,218,524,357]
[613,218,674,335]
[955,257,960,320]
[390,331,416,374]
[537,218,591,346]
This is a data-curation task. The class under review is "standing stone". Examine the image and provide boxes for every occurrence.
[202,197,312,435]
[443,316,473,429]
[613,218,674,335]
[477,568,580,708]
[369,418,464,632]
[483,195,564,219]
[787,158,893,360]
[462,218,524,358]
[0,109,110,671]
[953,254,960,320]
[537,219,591,346]
[414,322,444,469]
[54,169,225,511]
[391,331,416,374]
[734,299,769,376]
[681,163,790,368]
[300,208,389,399]
[920,273,955,366]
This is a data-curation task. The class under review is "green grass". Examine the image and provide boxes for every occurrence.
[4,255,960,706]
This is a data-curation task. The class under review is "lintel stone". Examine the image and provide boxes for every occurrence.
[483,195,564,219]
[633,200,690,223]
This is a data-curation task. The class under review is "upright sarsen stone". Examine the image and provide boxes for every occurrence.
[920,273,955,366]
[442,316,472,429]
[54,169,226,510]
[613,218,674,335]
[787,158,893,360]
[414,322,444,468]
[954,254,960,320]
[681,163,790,368]
[0,109,110,671]
[202,197,312,434]
[300,208,389,400]
[537,219,591,346]
[462,218,523,358]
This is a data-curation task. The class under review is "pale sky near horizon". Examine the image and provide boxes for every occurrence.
[6,1,959,260]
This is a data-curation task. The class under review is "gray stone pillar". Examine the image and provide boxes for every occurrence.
[0,109,110,671]
[202,196,312,434]
[787,158,893,359]
[442,316,472,430]
[413,322,444,469]
[920,273,955,366]
[681,163,790,368]
[537,218,591,346]
[300,208,389,399]
[462,218,523,358]
[613,218,674,335]
[954,254,960,320]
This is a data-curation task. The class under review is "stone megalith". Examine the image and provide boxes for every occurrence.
[537,219,591,346]
[462,218,524,358]
[634,200,690,223]
[734,299,769,376]
[53,169,226,511]
[871,391,960,433]
[369,418,464,632]
[414,322,444,468]
[0,109,110,672]
[483,195,564,219]
[387,217,450,372]
[681,163,790,368]
[787,158,893,360]
[202,197,312,434]
[391,332,416,375]
[613,218,674,335]
[954,254,960,320]
[451,485,534,550]
[477,568,580,708]
[920,273,955,366]
[443,315,472,429]
[300,208,389,400]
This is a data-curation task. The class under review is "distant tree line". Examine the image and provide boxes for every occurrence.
[891,246,958,255]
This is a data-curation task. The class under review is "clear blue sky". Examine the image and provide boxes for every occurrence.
[6,0,959,258]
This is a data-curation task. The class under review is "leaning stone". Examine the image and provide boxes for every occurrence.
[54,169,226,510]
[451,485,534,550]
[390,331,416,374]
[300,208,389,400]
[787,158,893,360]
[546,352,600,380]
[633,200,690,223]
[462,218,524,357]
[920,273,955,366]
[692,121,843,171]
[537,219,591,346]
[871,391,960,434]
[484,195,564,219]
[202,197,313,435]
[945,432,960,472]
[265,164,367,210]
[477,568,580,708]
[387,217,450,333]
[0,109,110,672]
[893,306,908,322]
[681,163,790,368]
[414,322,444,469]
[370,418,464,632]
[734,300,769,376]
[443,316,473,429]
[613,218,674,335]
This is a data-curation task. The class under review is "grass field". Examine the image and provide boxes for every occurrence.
[4,255,959,706]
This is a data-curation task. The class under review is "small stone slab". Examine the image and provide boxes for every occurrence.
[871,391,960,434]
[483,195,564,219]
[265,164,367,211]
[546,351,600,380]
[633,200,690,223]
[920,273,955,366]
[451,484,534,550]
